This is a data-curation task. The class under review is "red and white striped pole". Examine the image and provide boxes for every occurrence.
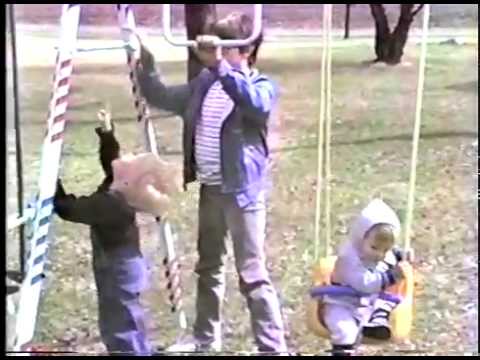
[116,4,187,332]
[13,4,80,352]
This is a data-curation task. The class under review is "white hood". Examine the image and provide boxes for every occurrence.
[342,198,401,254]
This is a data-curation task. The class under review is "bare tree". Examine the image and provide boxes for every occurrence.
[369,4,425,65]
[184,4,217,81]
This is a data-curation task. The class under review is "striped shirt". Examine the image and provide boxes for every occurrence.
[195,80,234,185]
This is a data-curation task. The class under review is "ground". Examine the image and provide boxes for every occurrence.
[6,6,478,356]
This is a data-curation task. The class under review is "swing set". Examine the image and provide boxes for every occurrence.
[306,4,430,344]
[6,3,264,354]
[6,3,430,354]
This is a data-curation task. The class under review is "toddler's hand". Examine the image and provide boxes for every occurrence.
[95,109,114,136]
[55,179,66,198]
[391,261,408,282]
[392,247,405,262]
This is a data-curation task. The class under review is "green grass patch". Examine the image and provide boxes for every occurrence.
[7,40,478,354]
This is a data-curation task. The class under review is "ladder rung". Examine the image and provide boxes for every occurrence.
[7,208,36,231]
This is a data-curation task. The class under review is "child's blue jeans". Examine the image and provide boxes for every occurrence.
[92,242,151,356]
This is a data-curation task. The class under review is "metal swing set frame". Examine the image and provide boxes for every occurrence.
[6,3,263,353]
[7,3,428,354]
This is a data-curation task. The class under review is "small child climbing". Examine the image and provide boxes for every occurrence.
[53,109,180,355]
[322,198,408,356]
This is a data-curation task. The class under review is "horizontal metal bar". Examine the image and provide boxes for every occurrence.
[54,45,129,53]
[163,4,263,47]
[8,208,36,231]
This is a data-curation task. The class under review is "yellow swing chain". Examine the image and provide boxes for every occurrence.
[314,4,333,263]
[315,4,430,262]
[403,4,430,258]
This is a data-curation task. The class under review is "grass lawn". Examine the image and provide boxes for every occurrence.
[6,38,478,355]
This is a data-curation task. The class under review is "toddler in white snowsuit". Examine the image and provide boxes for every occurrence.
[323,199,406,356]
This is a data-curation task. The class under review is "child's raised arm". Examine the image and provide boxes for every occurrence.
[95,109,120,181]
[135,44,194,116]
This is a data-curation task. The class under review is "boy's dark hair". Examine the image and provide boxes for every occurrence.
[210,12,263,67]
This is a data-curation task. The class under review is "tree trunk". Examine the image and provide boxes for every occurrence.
[344,4,351,39]
[387,4,415,64]
[369,4,391,62]
[369,4,422,65]
[185,4,217,81]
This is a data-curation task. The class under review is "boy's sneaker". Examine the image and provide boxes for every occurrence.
[166,335,222,354]
[362,298,397,340]
[331,344,355,356]
[362,311,391,340]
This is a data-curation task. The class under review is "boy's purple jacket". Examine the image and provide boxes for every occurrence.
[137,59,277,207]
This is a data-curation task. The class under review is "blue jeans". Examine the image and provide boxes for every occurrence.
[92,243,151,356]
[193,185,287,352]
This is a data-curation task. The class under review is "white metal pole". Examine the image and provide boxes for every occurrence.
[13,4,81,352]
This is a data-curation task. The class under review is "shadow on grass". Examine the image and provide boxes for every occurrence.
[14,127,479,160]
[63,130,478,158]
[446,81,478,93]
[330,59,380,71]
[270,130,478,153]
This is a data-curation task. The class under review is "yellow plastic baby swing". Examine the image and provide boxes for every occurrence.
[306,4,431,343]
